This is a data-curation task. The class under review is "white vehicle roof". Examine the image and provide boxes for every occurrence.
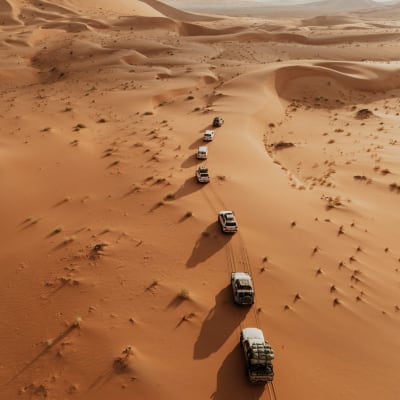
[241,327,265,342]
[219,210,234,215]
[198,146,208,152]
[205,129,214,134]
[233,272,252,280]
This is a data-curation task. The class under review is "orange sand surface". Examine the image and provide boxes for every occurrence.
[0,1,399,399]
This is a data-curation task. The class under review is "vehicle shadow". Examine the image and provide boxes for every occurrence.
[181,154,201,169]
[194,286,249,359]
[211,345,265,400]
[173,176,203,200]
[189,137,205,150]
[186,222,231,268]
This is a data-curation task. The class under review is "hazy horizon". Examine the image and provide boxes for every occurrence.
[229,0,394,2]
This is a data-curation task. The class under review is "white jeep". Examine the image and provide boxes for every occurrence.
[231,272,254,305]
[197,146,208,159]
[213,116,224,127]
[218,210,238,233]
[196,166,210,183]
[203,129,215,142]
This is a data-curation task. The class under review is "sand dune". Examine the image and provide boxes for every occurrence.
[0,0,20,24]
[139,0,219,21]
[0,1,399,400]
[164,0,386,17]
[300,15,363,26]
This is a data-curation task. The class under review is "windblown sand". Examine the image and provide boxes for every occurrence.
[0,1,399,399]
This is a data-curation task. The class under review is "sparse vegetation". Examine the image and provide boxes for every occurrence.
[164,192,175,200]
[353,175,368,181]
[325,196,342,210]
[113,346,134,374]
[333,298,341,306]
[72,316,82,328]
[147,280,158,291]
[53,226,63,234]
[273,141,295,150]
[63,235,75,244]
[185,211,193,218]
[74,123,86,130]
[177,289,190,300]
[355,108,373,119]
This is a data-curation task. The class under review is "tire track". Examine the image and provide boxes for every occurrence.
[201,184,277,400]
[267,382,278,400]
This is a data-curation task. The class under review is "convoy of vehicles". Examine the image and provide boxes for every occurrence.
[191,117,275,385]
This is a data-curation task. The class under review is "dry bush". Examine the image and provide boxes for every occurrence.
[355,109,373,119]
[353,175,367,181]
[273,141,295,150]
[177,289,190,300]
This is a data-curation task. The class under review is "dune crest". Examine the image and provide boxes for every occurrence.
[0,0,21,24]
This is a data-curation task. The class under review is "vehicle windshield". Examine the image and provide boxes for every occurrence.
[226,222,237,226]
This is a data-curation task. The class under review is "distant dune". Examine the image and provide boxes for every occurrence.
[163,0,390,17]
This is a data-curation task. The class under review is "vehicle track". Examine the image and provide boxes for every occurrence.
[204,186,262,328]
[201,185,277,400]
[267,382,278,400]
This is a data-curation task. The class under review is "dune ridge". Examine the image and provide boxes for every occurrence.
[0,0,20,24]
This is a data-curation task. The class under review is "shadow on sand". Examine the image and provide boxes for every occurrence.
[181,153,201,169]
[189,137,205,150]
[211,345,265,400]
[4,325,78,385]
[186,222,231,268]
[194,286,249,359]
[172,176,204,201]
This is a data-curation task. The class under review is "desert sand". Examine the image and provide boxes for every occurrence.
[0,0,399,399]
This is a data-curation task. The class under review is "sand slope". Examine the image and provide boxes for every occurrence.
[0,1,399,400]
